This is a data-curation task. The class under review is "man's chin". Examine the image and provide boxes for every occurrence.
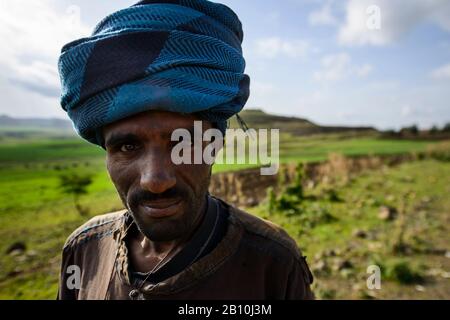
[135,220,187,242]
[130,206,190,241]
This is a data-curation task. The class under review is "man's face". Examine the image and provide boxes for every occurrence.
[103,111,213,242]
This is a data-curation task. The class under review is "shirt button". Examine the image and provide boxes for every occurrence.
[129,289,140,299]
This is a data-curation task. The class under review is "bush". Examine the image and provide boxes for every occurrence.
[276,193,302,215]
[300,203,337,228]
[59,172,94,216]
[266,162,306,216]
[321,187,342,202]
[285,162,305,199]
[384,260,424,285]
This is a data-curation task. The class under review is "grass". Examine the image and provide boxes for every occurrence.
[0,131,447,299]
[248,159,450,299]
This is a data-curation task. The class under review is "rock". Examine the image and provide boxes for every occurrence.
[6,242,26,255]
[418,210,428,218]
[425,268,441,276]
[344,244,358,253]
[415,285,425,292]
[26,250,38,258]
[15,255,27,263]
[352,229,368,239]
[385,194,395,202]
[324,249,337,257]
[367,242,382,251]
[360,291,377,300]
[314,251,324,261]
[378,206,397,221]
[351,284,363,292]
[8,249,24,257]
[311,260,329,276]
[337,259,353,271]
[445,251,450,259]
[340,268,354,278]
[426,268,450,279]
[306,181,315,190]
[366,231,378,241]
[7,267,23,278]
[315,249,336,259]
[245,197,258,207]
[421,196,431,204]
[332,258,353,271]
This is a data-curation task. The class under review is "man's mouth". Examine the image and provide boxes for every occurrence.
[138,198,183,219]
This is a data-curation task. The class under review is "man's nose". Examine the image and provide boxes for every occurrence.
[139,154,176,194]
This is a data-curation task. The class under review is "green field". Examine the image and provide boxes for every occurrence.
[0,130,447,299]
[249,159,450,299]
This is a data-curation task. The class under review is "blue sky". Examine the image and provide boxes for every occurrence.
[0,0,449,129]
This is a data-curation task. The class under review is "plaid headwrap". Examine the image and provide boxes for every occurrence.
[58,0,250,145]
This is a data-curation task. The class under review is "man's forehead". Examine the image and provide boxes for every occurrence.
[103,110,210,139]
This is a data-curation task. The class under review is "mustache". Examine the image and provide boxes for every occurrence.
[128,186,190,207]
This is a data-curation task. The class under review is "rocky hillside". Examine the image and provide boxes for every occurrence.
[231,109,377,136]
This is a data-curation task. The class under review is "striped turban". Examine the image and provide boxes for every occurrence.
[58,0,250,145]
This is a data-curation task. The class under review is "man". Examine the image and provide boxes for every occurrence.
[57,0,313,300]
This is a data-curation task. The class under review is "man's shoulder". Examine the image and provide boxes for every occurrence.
[63,210,127,250]
[220,199,304,262]
[222,201,314,286]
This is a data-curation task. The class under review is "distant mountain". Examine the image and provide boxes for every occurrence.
[0,110,377,136]
[0,115,73,130]
[231,109,377,135]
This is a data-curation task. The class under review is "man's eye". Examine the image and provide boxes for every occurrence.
[120,144,138,152]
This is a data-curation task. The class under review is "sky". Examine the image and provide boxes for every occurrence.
[0,0,449,130]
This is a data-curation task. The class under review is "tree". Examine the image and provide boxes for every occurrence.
[443,122,450,133]
[59,172,94,216]
[400,125,419,136]
[429,125,439,135]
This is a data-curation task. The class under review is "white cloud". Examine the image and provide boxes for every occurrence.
[292,81,450,129]
[355,64,373,77]
[0,0,90,98]
[251,81,278,95]
[314,53,351,81]
[313,53,373,82]
[308,2,337,26]
[338,0,450,46]
[254,37,310,59]
[401,104,413,117]
[430,63,450,80]
[0,77,66,118]
[264,11,281,26]
[245,81,279,109]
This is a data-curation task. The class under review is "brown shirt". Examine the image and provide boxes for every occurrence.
[57,198,314,300]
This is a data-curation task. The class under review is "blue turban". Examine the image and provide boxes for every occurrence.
[58,0,250,146]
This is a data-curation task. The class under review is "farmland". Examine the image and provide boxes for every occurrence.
[0,121,448,299]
